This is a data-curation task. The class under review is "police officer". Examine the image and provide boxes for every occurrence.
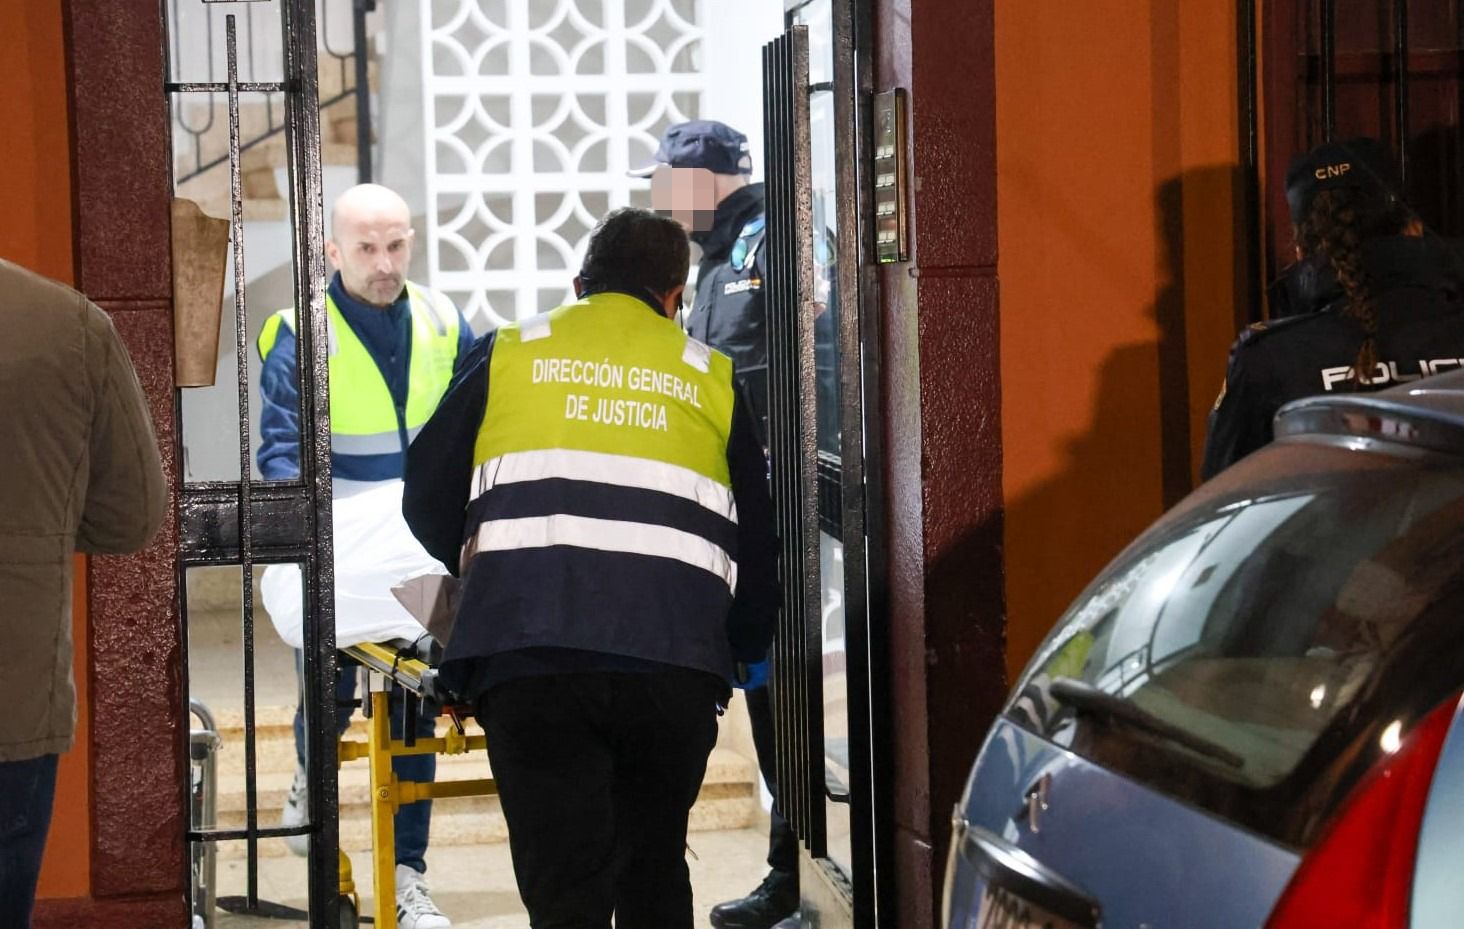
[635,120,770,434]
[1202,138,1464,479]
[257,183,471,929]
[402,207,779,929]
[635,121,798,929]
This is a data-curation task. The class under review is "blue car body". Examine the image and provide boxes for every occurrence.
[951,720,1299,929]
[945,373,1464,929]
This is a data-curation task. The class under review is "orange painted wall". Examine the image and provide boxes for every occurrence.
[2,1,74,281]
[996,0,1246,680]
[2,0,92,899]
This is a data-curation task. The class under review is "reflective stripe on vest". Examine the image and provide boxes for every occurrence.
[470,448,736,522]
[465,513,736,589]
[256,283,459,460]
[467,292,737,587]
[467,447,738,586]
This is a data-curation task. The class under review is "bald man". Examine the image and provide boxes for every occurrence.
[256,184,471,929]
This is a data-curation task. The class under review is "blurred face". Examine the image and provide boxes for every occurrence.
[326,208,414,307]
[650,166,718,233]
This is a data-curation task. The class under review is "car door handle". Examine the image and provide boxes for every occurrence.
[1010,772,1052,833]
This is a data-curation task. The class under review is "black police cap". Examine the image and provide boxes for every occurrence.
[628,120,753,177]
[1285,137,1402,222]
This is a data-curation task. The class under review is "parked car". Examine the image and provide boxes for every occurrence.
[944,371,1464,929]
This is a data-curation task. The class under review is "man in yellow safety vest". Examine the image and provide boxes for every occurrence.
[257,183,472,929]
[403,207,779,929]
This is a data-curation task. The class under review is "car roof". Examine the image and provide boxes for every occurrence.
[1276,369,1464,456]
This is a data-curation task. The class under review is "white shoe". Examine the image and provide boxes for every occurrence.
[280,764,310,857]
[396,864,451,929]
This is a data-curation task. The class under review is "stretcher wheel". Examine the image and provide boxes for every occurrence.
[337,895,359,929]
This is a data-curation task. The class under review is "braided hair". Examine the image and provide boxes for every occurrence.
[1294,187,1412,388]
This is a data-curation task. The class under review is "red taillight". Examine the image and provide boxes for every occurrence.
[1265,694,1460,929]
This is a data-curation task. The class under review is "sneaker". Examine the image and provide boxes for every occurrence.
[396,864,451,929]
[280,764,309,857]
[709,869,798,929]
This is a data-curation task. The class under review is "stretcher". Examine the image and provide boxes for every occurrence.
[335,638,497,929]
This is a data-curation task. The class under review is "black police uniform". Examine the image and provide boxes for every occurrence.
[687,182,770,437]
[1202,235,1464,479]
[1266,236,1464,318]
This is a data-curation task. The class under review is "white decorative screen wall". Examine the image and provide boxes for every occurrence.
[421,0,705,328]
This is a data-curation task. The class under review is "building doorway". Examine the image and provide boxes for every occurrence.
[163,1,887,926]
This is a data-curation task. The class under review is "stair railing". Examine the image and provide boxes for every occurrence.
[171,0,376,188]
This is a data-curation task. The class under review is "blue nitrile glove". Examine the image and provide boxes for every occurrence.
[734,658,770,690]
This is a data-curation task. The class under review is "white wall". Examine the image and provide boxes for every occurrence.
[698,0,786,183]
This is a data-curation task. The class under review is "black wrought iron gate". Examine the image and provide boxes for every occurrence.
[165,0,344,923]
[1239,0,1464,319]
[763,2,890,924]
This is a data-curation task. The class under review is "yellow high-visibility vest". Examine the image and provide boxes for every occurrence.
[258,283,459,460]
[450,291,742,682]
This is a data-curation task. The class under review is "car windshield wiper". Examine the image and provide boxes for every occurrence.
[1048,677,1246,769]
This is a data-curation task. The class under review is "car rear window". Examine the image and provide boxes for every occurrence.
[1008,440,1464,847]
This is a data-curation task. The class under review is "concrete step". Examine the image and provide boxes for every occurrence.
[321,93,363,147]
[318,58,379,103]
[204,706,761,860]
[170,186,292,223]
[176,137,358,222]
[173,100,282,178]
[212,749,758,860]
[241,136,359,178]
[172,67,371,178]
[213,744,755,814]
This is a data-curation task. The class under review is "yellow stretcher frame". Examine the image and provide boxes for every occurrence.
[335,641,497,929]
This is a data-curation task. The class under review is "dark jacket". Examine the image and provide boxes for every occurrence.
[686,183,769,434]
[1266,254,1343,319]
[1202,236,1464,478]
[1265,235,1464,318]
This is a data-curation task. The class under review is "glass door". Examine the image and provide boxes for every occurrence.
[768,1,884,923]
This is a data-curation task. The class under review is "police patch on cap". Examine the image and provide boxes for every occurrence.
[1284,137,1401,222]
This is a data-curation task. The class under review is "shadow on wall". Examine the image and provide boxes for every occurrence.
[1000,163,1252,681]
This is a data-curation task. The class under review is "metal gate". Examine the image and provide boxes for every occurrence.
[165,0,344,923]
[1239,0,1464,319]
[762,2,890,923]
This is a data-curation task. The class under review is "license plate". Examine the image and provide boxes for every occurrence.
[975,885,1083,929]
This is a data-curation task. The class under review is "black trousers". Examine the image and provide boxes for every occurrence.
[745,684,799,874]
[477,670,723,929]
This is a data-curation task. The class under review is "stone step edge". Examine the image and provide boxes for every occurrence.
[213,797,756,860]
[213,780,753,824]
[211,748,756,814]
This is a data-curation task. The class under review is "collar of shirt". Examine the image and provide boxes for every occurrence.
[330,272,409,322]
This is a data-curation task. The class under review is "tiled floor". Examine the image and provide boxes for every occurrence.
[212,827,770,928]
